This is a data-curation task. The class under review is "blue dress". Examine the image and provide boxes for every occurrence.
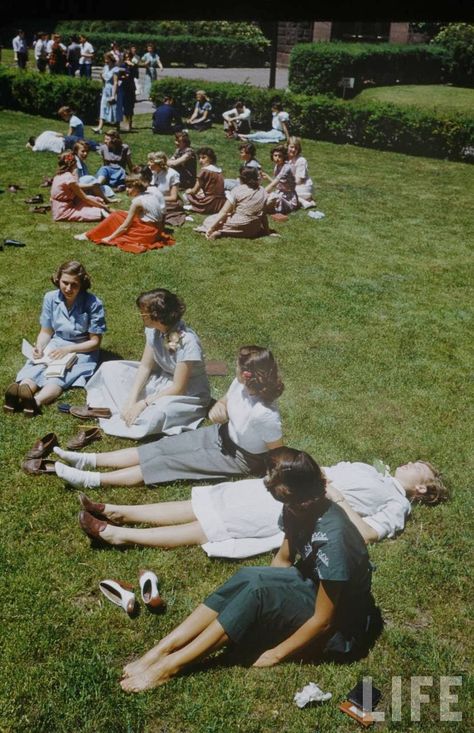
[16,290,106,389]
[99,65,124,124]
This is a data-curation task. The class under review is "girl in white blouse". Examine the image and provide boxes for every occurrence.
[55,345,284,491]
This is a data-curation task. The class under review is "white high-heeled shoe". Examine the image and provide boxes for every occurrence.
[99,579,137,615]
[139,569,166,611]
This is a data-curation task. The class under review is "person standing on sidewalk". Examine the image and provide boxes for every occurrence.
[12,29,28,69]
[79,34,95,78]
[34,32,49,72]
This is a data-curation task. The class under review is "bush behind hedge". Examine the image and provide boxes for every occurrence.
[289,42,451,96]
[54,20,268,43]
[57,32,269,68]
[152,77,474,162]
[0,68,101,124]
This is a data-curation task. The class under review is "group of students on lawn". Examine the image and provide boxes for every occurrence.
[27,93,316,251]
[4,260,447,692]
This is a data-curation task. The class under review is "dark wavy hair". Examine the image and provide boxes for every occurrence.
[238,142,256,158]
[136,288,186,327]
[51,260,91,291]
[237,345,284,403]
[197,146,217,165]
[264,447,326,511]
[270,144,287,162]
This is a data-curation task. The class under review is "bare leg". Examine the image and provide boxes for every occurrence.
[100,465,144,487]
[100,520,207,548]
[121,618,229,692]
[34,382,63,405]
[95,447,140,468]
[123,603,218,678]
[105,499,196,525]
[20,378,39,394]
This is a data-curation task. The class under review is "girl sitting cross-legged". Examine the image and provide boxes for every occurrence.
[53,345,284,489]
[118,447,382,692]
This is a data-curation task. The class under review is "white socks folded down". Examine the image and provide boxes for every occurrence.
[54,447,100,488]
[53,447,97,469]
[54,461,101,488]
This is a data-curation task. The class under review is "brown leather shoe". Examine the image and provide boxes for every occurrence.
[78,492,107,520]
[69,406,112,419]
[22,458,56,475]
[67,427,102,450]
[4,382,20,414]
[78,510,108,541]
[25,432,59,459]
[18,384,41,417]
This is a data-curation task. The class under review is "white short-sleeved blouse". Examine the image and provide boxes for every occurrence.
[226,378,282,454]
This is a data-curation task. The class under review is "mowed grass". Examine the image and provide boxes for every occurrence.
[353,84,474,116]
[0,106,473,733]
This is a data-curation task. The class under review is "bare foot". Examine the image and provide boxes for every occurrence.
[120,659,174,692]
[122,645,167,678]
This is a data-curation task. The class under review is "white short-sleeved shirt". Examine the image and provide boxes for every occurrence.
[69,115,84,138]
[324,462,411,540]
[151,168,180,194]
[139,189,166,222]
[223,106,251,121]
[226,378,282,454]
[289,155,312,186]
[272,110,289,132]
[79,41,94,64]
[32,131,65,153]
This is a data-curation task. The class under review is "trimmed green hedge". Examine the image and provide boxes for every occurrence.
[289,42,450,96]
[0,68,101,124]
[63,32,269,68]
[54,20,268,43]
[152,77,474,162]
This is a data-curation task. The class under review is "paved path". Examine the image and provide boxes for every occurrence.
[92,65,289,115]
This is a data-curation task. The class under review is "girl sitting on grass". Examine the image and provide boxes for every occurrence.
[263,145,299,216]
[54,345,284,489]
[184,147,226,215]
[84,288,211,439]
[4,261,106,416]
[118,447,382,692]
[239,101,290,145]
[50,151,109,222]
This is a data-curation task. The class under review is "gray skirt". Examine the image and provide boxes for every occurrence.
[138,423,267,486]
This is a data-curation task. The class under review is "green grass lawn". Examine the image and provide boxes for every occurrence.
[353,84,474,116]
[0,107,473,733]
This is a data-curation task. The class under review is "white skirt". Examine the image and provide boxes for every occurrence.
[191,478,284,559]
[85,360,208,439]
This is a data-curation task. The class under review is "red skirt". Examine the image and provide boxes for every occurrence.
[85,211,176,254]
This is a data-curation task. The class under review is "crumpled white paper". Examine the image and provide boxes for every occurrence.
[308,210,325,220]
[294,682,332,708]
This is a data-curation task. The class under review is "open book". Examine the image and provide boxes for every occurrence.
[22,339,78,378]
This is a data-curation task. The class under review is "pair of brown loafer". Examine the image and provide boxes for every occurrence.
[4,383,40,416]
[22,432,59,474]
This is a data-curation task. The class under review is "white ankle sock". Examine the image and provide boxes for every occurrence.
[53,447,97,469]
[55,461,101,488]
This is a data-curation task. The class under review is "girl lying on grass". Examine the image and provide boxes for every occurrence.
[77,458,447,554]
[54,345,284,489]
[119,447,382,692]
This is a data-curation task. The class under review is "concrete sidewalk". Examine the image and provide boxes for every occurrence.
[129,67,289,114]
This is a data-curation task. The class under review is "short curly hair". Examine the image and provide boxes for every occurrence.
[414,461,449,505]
[136,288,186,327]
[51,261,91,291]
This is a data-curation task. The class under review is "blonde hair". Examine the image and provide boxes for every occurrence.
[288,136,302,156]
[196,89,209,100]
[147,151,168,168]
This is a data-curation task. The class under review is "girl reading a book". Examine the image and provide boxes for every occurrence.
[3,261,106,417]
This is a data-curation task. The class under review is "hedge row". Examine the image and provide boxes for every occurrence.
[151,77,474,162]
[289,43,451,96]
[0,68,101,124]
[63,33,269,68]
